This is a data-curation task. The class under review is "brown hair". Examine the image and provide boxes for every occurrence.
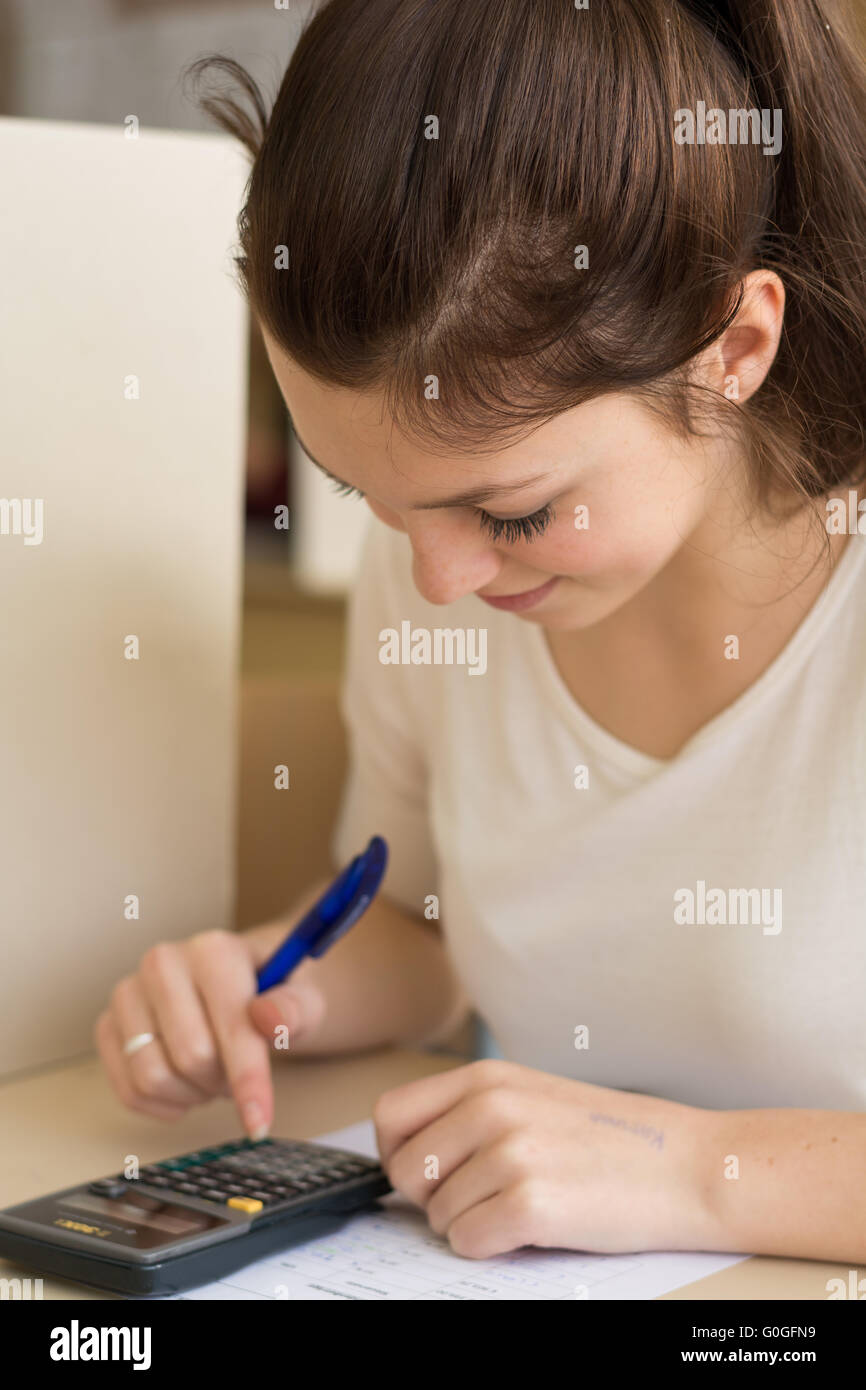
[187,0,866,508]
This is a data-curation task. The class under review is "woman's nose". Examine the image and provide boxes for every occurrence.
[406,514,502,605]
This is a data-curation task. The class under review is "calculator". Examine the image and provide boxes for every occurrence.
[0,1136,391,1296]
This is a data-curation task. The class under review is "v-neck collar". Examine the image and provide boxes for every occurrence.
[521,535,866,780]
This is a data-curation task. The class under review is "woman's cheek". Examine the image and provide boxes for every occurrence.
[550,495,682,583]
[542,516,606,578]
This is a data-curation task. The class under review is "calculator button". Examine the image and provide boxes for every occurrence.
[227,1196,263,1213]
[89,1180,128,1197]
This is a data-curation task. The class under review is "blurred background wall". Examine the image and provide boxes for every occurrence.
[0,0,372,933]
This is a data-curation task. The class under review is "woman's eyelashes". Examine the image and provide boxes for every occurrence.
[328,478,365,500]
[328,476,554,544]
[477,504,553,544]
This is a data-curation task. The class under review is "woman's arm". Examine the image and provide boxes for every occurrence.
[701,1106,866,1264]
[366,1059,866,1263]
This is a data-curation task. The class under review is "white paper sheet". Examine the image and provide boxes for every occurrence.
[170,1119,748,1300]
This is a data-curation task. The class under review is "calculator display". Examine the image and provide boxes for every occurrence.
[52,1190,229,1250]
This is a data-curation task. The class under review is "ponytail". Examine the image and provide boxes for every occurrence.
[686,0,866,493]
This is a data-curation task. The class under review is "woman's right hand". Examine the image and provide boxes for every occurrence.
[93,927,327,1140]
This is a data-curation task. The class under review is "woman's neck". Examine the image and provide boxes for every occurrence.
[544,490,855,760]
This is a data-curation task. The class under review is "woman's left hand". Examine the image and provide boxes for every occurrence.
[373,1059,722,1258]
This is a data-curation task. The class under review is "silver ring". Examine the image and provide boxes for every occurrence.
[123,1032,157,1057]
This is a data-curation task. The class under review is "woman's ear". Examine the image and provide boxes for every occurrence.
[708,270,786,404]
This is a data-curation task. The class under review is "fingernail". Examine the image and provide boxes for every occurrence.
[242,1101,269,1142]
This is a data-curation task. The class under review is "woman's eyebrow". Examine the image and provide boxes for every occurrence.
[290,423,554,509]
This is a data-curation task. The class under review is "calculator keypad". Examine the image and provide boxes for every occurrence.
[116,1139,382,1217]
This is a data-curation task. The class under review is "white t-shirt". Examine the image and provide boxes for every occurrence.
[332,519,866,1112]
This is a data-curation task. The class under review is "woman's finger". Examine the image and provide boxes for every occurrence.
[94,1010,190,1122]
[138,942,229,1097]
[109,975,211,1109]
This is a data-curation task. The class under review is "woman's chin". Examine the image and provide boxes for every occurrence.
[530,582,629,632]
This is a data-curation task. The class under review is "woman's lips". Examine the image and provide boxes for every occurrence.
[478,576,559,612]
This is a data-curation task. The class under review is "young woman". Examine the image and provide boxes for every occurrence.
[96,0,866,1263]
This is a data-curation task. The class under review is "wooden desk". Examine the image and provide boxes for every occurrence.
[0,1050,848,1300]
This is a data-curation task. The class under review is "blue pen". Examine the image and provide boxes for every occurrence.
[255,836,388,993]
